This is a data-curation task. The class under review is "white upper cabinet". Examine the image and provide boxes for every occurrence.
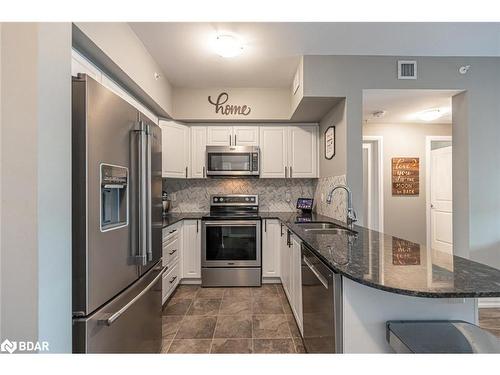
[288,125,318,178]
[260,126,288,178]
[207,126,233,146]
[260,124,318,179]
[160,120,190,178]
[207,125,259,146]
[233,126,260,146]
[71,50,102,82]
[191,127,207,179]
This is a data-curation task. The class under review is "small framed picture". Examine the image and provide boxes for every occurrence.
[325,126,335,159]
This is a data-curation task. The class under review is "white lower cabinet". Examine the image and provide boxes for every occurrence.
[262,219,281,279]
[162,262,180,304]
[182,220,202,279]
[280,227,303,335]
[162,222,182,303]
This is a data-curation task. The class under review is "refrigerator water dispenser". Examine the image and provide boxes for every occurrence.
[100,164,128,231]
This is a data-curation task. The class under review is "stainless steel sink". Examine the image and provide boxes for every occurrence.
[297,222,355,234]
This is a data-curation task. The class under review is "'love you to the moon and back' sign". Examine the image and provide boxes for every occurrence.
[392,157,419,195]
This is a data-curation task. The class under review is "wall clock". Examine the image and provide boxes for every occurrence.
[325,126,335,159]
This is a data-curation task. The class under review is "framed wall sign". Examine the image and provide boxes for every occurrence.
[325,126,335,159]
[392,157,419,195]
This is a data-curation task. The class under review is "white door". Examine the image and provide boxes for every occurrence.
[362,143,373,230]
[191,127,207,178]
[160,121,190,178]
[233,126,259,146]
[430,146,453,254]
[207,126,233,146]
[260,127,287,178]
[288,125,318,178]
[182,220,201,278]
[262,219,281,278]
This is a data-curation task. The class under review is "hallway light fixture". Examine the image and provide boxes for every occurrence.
[416,108,447,122]
[213,34,243,58]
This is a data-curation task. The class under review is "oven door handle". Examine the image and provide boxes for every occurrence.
[203,221,260,227]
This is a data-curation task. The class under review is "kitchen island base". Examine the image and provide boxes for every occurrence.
[342,278,478,353]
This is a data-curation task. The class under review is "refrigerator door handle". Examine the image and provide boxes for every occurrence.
[145,124,153,262]
[131,124,147,265]
[98,265,167,326]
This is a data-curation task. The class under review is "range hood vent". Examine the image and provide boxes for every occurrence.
[398,60,417,80]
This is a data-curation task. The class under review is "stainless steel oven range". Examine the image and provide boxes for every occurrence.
[201,194,261,287]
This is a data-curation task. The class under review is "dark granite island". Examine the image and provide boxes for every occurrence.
[261,212,500,353]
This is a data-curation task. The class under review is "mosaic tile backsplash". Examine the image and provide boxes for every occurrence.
[313,175,347,222]
[163,174,348,223]
[163,178,316,212]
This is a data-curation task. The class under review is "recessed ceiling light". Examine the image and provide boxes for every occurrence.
[416,108,448,122]
[213,34,243,58]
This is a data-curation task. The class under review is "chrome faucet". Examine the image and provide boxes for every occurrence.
[326,184,357,229]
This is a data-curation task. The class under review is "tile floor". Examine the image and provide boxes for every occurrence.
[161,284,305,353]
[162,284,500,354]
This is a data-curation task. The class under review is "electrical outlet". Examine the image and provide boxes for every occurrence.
[285,190,291,203]
[170,192,177,202]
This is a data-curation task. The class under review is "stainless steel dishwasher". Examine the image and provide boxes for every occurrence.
[301,244,343,353]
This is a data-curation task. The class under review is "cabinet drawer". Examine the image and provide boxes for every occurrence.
[163,224,180,242]
[162,262,180,303]
[163,236,180,266]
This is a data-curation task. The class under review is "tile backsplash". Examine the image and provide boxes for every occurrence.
[163,174,348,223]
[163,178,317,212]
[313,175,347,222]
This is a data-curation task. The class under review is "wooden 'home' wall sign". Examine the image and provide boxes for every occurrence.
[392,157,419,195]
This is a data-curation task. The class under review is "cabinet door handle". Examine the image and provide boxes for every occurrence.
[185,166,188,178]
[203,166,206,178]
[264,220,267,232]
[290,166,292,178]
[234,134,237,145]
[229,134,231,146]
[196,220,199,233]
[169,229,177,235]
[169,249,177,255]
[285,166,288,178]
[169,276,177,284]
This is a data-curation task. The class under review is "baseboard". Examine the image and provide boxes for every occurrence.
[262,277,282,284]
[478,297,500,308]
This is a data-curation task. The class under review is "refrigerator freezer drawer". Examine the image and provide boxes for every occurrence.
[73,262,165,353]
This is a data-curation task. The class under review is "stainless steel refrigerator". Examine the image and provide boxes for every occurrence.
[72,74,165,353]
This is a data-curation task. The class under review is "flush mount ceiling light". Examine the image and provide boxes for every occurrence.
[416,108,448,122]
[372,110,387,118]
[213,34,243,58]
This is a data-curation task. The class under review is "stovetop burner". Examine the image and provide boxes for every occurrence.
[203,194,260,220]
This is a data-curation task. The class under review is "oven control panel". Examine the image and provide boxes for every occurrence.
[211,194,258,206]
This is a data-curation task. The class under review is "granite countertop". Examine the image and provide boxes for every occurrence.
[162,211,500,298]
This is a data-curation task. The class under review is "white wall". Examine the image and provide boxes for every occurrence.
[363,122,452,244]
[0,23,72,352]
[173,87,291,121]
[319,99,346,177]
[74,22,173,117]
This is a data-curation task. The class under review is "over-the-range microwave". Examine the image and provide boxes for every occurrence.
[206,146,260,177]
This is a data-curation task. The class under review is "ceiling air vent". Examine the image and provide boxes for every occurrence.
[398,60,417,80]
